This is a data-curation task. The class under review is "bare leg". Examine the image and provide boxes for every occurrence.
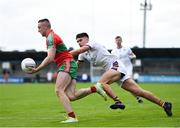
[99,69,122,101]
[65,79,93,101]
[122,78,173,116]
[115,80,143,103]
[55,72,74,115]
[98,69,125,109]
[122,79,164,107]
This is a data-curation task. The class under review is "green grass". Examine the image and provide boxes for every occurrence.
[0,82,180,127]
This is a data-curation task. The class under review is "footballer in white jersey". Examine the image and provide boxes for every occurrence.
[111,36,144,103]
[78,42,129,82]
[70,33,173,116]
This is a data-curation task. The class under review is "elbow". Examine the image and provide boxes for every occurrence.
[70,51,75,56]
[49,57,54,62]
[70,50,79,56]
[47,56,54,62]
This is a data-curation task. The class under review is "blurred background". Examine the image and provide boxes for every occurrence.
[0,0,180,84]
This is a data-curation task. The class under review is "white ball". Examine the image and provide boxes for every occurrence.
[21,58,36,73]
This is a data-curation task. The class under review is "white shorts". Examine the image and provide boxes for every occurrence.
[126,66,133,77]
[110,60,131,83]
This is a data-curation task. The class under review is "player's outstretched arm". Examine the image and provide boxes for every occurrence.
[70,46,90,56]
[28,48,55,74]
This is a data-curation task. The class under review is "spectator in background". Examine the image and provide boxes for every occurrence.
[2,62,11,83]
[82,73,88,82]
[3,69,10,83]
[111,36,143,103]
[47,71,53,82]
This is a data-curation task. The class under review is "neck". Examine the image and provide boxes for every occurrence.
[117,45,122,49]
[46,29,52,37]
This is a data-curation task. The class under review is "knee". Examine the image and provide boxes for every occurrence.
[55,85,65,96]
[56,90,65,97]
[55,85,66,96]
[56,90,76,102]
[66,91,77,101]
[67,95,76,101]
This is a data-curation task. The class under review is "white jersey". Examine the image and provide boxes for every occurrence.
[78,42,130,82]
[111,47,134,76]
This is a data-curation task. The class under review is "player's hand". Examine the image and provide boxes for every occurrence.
[27,67,38,74]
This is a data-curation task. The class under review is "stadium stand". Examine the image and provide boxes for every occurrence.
[0,48,180,83]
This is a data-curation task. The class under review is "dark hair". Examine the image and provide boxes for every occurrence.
[115,36,122,39]
[76,32,89,39]
[38,18,51,28]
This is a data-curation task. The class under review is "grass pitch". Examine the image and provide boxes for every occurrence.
[0,82,180,127]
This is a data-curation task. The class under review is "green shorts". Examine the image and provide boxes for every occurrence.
[57,60,78,79]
